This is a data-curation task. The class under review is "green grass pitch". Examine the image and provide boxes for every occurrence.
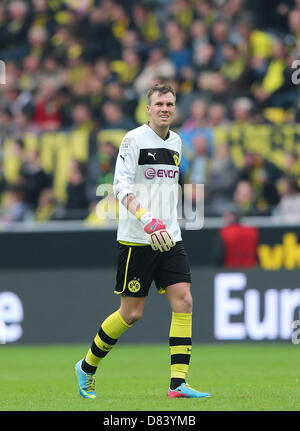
[0,343,299,411]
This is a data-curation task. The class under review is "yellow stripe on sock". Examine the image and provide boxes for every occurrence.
[171,364,189,379]
[170,345,192,355]
[94,334,113,352]
[85,311,132,368]
[85,333,114,368]
[102,310,132,339]
[169,312,192,380]
[85,348,101,368]
[169,312,192,338]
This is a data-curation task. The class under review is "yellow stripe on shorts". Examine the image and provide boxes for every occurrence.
[114,246,132,294]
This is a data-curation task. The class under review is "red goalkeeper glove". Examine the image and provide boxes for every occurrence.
[136,209,175,252]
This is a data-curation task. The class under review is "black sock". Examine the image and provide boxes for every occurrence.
[170,378,185,390]
[81,359,97,374]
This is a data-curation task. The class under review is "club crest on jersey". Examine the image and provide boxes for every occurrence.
[128,279,141,293]
[173,154,180,167]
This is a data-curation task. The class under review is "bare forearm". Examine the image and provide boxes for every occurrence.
[121,193,175,252]
[121,193,152,223]
[121,193,142,216]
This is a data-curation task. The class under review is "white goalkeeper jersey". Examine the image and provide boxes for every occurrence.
[113,124,182,244]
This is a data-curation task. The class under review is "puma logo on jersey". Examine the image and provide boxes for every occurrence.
[148,152,156,160]
[120,154,127,162]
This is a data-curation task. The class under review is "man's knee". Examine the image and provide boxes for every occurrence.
[166,283,193,313]
[123,309,144,325]
[119,296,146,325]
[180,290,193,313]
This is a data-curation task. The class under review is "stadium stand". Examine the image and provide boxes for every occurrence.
[0,0,300,222]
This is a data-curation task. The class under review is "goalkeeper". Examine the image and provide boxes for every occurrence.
[75,84,211,399]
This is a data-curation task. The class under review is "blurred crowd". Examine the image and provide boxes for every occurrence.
[1,0,300,224]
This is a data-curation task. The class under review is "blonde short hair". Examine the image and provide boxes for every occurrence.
[147,84,176,105]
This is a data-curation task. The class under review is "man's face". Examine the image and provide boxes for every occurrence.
[147,91,176,128]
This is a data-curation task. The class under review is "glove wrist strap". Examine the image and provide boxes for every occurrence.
[135,208,152,227]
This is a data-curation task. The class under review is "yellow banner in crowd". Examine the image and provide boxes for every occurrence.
[2,124,300,203]
[214,124,300,169]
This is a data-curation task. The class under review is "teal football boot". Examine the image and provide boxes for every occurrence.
[168,383,210,398]
[75,359,97,399]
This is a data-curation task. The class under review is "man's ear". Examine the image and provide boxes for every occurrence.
[146,104,150,113]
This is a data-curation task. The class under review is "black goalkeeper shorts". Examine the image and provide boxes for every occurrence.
[114,241,191,297]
